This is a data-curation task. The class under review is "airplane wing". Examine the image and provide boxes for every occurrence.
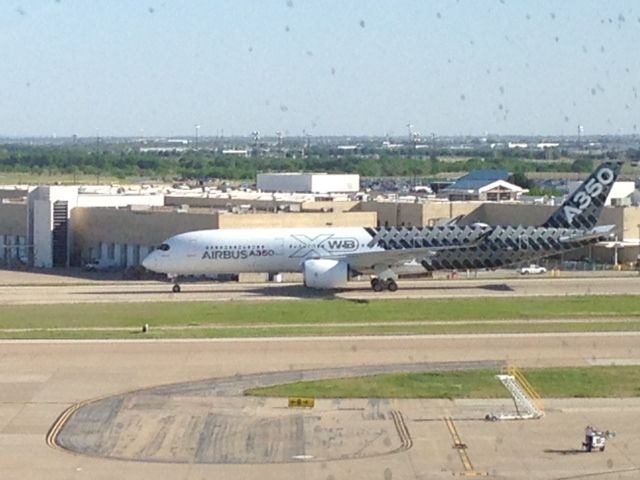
[331,230,493,271]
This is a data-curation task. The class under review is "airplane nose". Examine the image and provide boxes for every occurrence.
[142,253,156,271]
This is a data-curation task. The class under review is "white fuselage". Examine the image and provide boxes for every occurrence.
[142,228,384,276]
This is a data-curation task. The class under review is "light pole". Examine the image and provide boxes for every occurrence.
[194,124,200,149]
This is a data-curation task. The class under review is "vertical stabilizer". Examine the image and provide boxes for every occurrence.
[542,161,623,229]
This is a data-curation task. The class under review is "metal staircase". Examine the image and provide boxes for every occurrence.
[494,366,544,420]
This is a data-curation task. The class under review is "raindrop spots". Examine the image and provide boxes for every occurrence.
[460,94,466,101]
[499,86,505,95]
[280,104,289,112]
[286,0,293,7]
[330,67,336,75]
[305,50,313,57]
[590,88,597,96]
[486,68,492,75]
[359,19,366,28]
[564,115,570,123]
[625,67,630,73]
[248,46,253,53]
[498,104,504,111]
[550,12,556,20]
[596,84,605,93]
[625,104,630,110]
[554,36,559,43]
[618,13,626,23]
[436,12,442,19]
[606,458,614,469]
[285,25,290,32]
[525,13,531,20]
[148,7,155,14]
[384,468,393,480]
[447,58,452,64]
[600,45,606,53]
[469,39,475,46]
[582,45,588,54]
[16,7,26,15]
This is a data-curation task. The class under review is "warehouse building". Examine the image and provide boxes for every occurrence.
[257,173,360,194]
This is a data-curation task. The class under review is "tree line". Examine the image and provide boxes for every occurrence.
[0,145,597,181]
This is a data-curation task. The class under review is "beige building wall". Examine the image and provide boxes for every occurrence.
[70,207,377,266]
[71,208,219,265]
[216,211,377,229]
[0,203,27,236]
[355,200,480,227]
[72,208,219,246]
[165,196,301,212]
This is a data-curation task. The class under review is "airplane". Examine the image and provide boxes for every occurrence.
[142,161,623,292]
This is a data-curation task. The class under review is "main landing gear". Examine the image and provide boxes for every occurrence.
[172,284,181,293]
[370,277,398,292]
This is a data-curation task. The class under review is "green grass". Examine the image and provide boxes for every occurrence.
[0,172,123,185]
[1,320,639,340]
[1,295,639,330]
[0,295,639,339]
[246,366,640,399]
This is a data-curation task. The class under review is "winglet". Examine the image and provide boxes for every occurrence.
[542,161,623,229]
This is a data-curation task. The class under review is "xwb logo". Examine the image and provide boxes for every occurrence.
[289,234,359,258]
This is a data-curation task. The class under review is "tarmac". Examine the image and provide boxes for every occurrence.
[1,269,640,479]
[1,269,639,304]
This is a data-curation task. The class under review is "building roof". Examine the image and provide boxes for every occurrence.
[445,169,510,191]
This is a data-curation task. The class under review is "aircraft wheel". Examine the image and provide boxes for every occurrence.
[372,279,384,292]
[386,279,398,292]
[172,284,181,293]
[370,278,377,289]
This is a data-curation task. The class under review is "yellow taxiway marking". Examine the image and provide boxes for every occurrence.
[444,416,487,477]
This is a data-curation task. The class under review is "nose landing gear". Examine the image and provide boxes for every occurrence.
[168,275,181,293]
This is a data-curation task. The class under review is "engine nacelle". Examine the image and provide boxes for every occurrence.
[303,259,348,289]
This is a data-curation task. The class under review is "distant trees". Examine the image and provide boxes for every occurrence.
[0,144,619,181]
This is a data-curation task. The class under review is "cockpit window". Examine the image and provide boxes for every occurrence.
[158,243,170,251]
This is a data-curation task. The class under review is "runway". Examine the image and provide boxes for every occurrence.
[1,273,639,305]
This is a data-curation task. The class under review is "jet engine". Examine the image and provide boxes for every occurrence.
[303,259,348,289]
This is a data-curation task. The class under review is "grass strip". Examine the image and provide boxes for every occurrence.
[0,320,639,339]
[246,366,640,399]
[1,295,639,330]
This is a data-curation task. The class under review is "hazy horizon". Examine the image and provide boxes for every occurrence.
[2,1,639,138]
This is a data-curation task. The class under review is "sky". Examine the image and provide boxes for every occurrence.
[1,0,639,137]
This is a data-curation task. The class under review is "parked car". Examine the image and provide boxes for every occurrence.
[519,264,547,275]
